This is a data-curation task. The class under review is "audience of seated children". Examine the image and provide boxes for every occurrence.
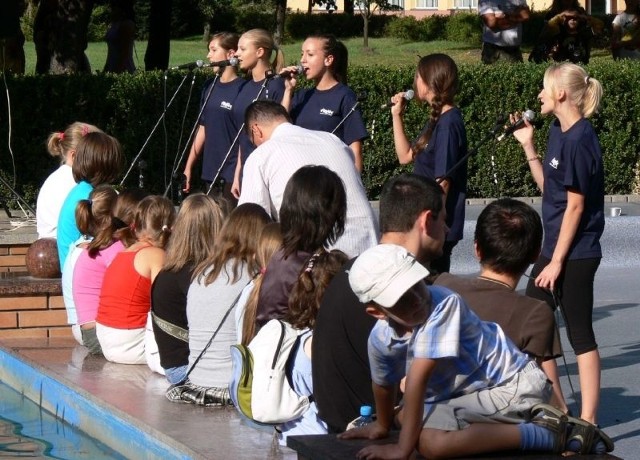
[343,243,613,458]
[313,174,445,433]
[57,131,124,268]
[61,185,116,345]
[73,189,148,355]
[95,195,176,366]
[255,165,347,328]
[237,222,283,346]
[171,203,270,405]
[434,198,568,413]
[150,194,226,384]
[277,249,348,444]
[36,122,101,239]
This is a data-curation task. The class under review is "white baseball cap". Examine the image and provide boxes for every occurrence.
[348,244,429,308]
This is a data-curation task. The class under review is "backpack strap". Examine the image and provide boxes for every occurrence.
[184,280,250,381]
[151,311,188,343]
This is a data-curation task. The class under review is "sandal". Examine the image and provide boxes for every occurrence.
[529,403,569,453]
[530,403,615,454]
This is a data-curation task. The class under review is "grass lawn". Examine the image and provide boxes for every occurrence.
[21,36,614,74]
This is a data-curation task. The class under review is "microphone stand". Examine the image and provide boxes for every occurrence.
[206,71,273,196]
[164,71,221,199]
[437,115,506,185]
[0,173,35,218]
[331,92,367,136]
[120,71,194,187]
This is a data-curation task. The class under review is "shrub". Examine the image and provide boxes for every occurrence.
[444,12,482,46]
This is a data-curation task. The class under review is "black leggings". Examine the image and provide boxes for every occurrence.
[526,256,601,355]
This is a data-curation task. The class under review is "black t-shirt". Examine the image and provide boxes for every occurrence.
[312,258,377,433]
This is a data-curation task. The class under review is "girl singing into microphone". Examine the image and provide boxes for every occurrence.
[512,63,604,425]
[231,28,286,198]
[389,53,468,274]
[183,32,245,204]
[281,34,368,172]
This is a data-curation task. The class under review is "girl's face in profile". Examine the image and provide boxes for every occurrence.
[414,72,435,106]
[235,36,262,72]
[538,84,557,115]
[207,40,233,71]
[300,38,330,81]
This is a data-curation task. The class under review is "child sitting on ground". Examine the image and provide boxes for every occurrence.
[342,243,613,459]
[96,195,176,366]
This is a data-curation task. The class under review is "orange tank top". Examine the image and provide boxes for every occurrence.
[96,246,152,329]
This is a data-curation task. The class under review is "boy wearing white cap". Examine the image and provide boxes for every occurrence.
[341,243,613,458]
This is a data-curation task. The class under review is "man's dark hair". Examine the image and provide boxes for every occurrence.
[280,165,346,257]
[474,198,542,275]
[379,174,444,233]
[244,100,291,133]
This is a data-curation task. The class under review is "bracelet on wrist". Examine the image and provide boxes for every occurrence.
[527,156,540,162]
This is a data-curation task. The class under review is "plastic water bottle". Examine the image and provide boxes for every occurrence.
[352,405,373,427]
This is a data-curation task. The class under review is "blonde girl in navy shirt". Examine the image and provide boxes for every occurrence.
[512,62,604,424]
[281,34,368,172]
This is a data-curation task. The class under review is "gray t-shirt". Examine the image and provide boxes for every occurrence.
[479,0,527,47]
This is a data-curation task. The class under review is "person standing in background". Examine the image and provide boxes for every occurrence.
[479,0,530,63]
[103,0,136,73]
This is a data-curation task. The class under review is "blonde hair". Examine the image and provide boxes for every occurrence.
[46,122,102,165]
[164,194,226,273]
[133,195,176,249]
[241,222,283,345]
[241,28,285,77]
[543,63,602,118]
[75,185,118,241]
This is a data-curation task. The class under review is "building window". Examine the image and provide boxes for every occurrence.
[416,0,438,8]
[454,0,478,7]
[388,0,405,7]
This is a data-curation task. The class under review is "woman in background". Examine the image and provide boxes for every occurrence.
[390,53,468,274]
[103,0,136,73]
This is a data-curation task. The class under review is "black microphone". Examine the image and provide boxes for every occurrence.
[381,89,415,109]
[202,57,239,68]
[497,110,536,141]
[356,91,368,102]
[170,60,206,70]
[267,65,305,79]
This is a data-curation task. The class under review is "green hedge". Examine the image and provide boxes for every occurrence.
[0,61,638,207]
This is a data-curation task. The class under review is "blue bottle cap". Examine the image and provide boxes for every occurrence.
[360,405,372,417]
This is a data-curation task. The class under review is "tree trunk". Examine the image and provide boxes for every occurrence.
[47,0,94,74]
[145,0,171,71]
[0,0,26,74]
[363,12,369,49]
[274,0,287,48]
[344,0,354,14]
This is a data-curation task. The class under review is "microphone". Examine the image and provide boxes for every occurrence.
[170,60,206,70]
[356,91,368,102]
[381,89,415,109]
[202,57,239,68]
[267,65,305,79]
[497,109,536,141]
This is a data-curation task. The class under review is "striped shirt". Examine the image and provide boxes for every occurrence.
[368,285,530,402]
[238,122,379,258]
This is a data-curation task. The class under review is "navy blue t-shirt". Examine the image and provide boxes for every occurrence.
[413,107,468,242]
[232,77,286,161]
[290,83,368,146]
[541,118,604,260]
[199,77,246,182]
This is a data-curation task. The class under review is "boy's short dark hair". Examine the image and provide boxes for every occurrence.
[379,174,444,233]
[474,198,542,275]
[244,100,291,132]
[72,132,124,186]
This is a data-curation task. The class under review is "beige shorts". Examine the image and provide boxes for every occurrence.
[96,322,146,365]
[423,361,552,431]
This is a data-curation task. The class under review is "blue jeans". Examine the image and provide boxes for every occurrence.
[165,365,188,385]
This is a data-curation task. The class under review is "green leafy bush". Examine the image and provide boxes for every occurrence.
[444,13,482,46]
[0,61,638,208]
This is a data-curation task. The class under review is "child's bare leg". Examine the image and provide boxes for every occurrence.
[418,424,521,459]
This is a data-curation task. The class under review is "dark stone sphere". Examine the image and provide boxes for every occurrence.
[26,238,61,278]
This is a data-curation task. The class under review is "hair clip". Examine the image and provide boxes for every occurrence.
[81,125,89,136]
[584,75,590,85]
[260,267,267,275]
[87,199,92,206]
[58,132,65,141]
[304,251,322,274]
[161,224,170,233]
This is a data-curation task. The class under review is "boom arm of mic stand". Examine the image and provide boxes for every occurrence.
[164,73,221,198]
[0,173,35,216]
[331,101,359,135]
[120,72,192,186]
[437,122,504,184]
[206,75,271,196]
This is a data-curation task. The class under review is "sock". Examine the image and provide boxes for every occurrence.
[518,422,556,451]
[566,436,607,454]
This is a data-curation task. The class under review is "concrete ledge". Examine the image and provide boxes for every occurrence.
[0,338,295,459]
